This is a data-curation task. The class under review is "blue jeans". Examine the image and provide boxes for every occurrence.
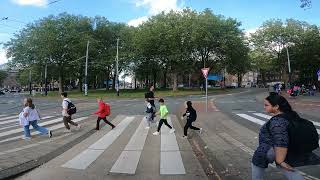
[24,120,49,137]
[252,148,304,180]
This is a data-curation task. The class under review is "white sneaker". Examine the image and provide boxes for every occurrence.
[153,131,160,136]
[64,129,72,133]
[169,128,175,134]
[199,128,203,134]
[145,126,150,129]
[77,124,81,130]
[48,130,53,138]
[22,136,31,140]
[182,135,188,139]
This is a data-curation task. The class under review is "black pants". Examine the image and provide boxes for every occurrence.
[184,119,200,136]
[63,116,78,130]
[96,117,115,130]
[157,119,172,132]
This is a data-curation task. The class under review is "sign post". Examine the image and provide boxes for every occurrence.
[201,68,210,112]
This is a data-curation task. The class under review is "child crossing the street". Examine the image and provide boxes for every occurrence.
[94,98,115,130]
[144,99,155,129]
[153,98,175,135]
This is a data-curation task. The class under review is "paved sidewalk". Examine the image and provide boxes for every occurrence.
[0,115,106,179]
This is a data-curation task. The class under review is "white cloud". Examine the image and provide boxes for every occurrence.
[128,0,184,27]
[128,16,149,27]
[244,28,258,38]
[11,0,47,7]
[0,49,8,65]
[135,0,182,15]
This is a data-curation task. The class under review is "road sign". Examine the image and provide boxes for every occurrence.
[317,69,320,76]
[201,68,210,79]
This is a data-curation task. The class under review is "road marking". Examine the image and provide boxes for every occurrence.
[160,117,185,175]
[0,116,62,138]
[0,116,54,125]
[0,116,88,144]
[219,132,319,180]
[253,113,320,130]
[236,114,266,126]
[0,133,69,156]
[62,116,134,170]
[0,115,18,121]
[110,117,149,174]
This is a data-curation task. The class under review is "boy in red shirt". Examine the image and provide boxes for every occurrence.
[94,98,115,130]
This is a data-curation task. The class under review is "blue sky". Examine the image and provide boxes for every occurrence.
[1,0,320,64]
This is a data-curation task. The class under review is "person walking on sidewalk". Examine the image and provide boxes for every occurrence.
[181,101,202,139]
[153,98,175,135]
[94,98,115,130]
[61,92,80,132]
[252,94,320,180]
[21,97,52,140]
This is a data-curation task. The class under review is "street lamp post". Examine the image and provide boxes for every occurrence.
[116,38,119,96]
[85,40,89,96]
[286,46,292,84]
[45,62,48,96]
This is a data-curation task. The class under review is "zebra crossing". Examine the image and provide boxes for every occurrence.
[235,111,320,135]
[60,115,188,176]
[0,113,90,144]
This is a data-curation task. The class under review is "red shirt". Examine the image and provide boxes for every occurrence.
[94,101,108,118]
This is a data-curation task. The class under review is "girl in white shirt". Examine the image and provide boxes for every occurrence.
[22,98,52,139]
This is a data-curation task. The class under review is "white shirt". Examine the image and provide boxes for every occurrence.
[23,106,40,121]
[62,98,71,117]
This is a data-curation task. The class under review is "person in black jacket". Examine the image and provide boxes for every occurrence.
[181,101,202,138]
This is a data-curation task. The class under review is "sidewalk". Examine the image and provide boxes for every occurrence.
[0,115,100,179]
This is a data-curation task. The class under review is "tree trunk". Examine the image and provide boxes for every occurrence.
[134,77,137,89]
[173,72,178,91]
[163,70,167,89]
[58,72,64,93]
[112,73,116,90]
[153,71,157,88]
[237,74,242,87]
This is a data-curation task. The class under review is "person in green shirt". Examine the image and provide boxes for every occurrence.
[153,98,175,135]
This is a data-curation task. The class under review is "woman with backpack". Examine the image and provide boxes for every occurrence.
[252,94,320,180]
[181,101,202,139]
[21,97,52,139]
[94,98,115,130]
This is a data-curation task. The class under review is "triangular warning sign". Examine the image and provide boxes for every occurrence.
[201,68,210,78]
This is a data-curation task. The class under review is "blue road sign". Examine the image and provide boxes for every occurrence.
[317,69,320,76]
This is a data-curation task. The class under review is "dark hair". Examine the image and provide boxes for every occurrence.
[61,92,68,97]
[159,98,164,103]
[265,95,293,113]
[186,101,192,108]
[25,97,35,109]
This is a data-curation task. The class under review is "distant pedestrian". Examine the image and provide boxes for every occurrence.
[61,92,80,132]
[181,101,202,139]
[311,85,316,96]
[145,85,156,120]
[20,97,52,140]
[153,98,175,135]
[252,94,320,180]
[144,99,155,129]
[94,98,115,130]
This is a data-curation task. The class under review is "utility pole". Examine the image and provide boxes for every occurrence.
[116,38,119,96]
[286,47,291,83]
[29,70,32,95]
[85,40,89,96]
[45,61,48,96]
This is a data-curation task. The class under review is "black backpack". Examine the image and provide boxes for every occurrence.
[65,100,77,115]
[267,113,319,154]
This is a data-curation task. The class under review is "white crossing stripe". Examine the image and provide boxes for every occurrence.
[160,117,185,175]
[0,114,8,117]
[253,113,320,134]
[0,116,88,144]
[0,116,54,125]
[236,114,266,126]
[110,117,149,174]
[0,115,18,121]
[0,117,62,138]
[62,116,134,170]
